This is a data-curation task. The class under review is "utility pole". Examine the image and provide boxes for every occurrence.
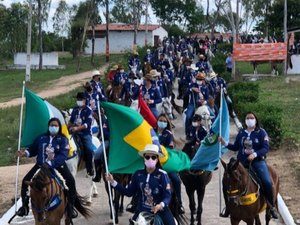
[26,0,32,82]
[144,0,149,46]
[283,0,287,76]
[105,0,109,62]
[133,0,137,47]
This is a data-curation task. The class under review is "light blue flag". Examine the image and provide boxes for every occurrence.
[190,94,230,171]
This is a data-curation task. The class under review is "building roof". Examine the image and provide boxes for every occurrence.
[92,23,161,32]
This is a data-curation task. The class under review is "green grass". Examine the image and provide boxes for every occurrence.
[0,54,125,102]
[236,61,283,75]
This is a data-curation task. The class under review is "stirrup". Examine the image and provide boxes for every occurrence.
[270,207,279,219]
[126,203,135,213]
[17,206,29,217]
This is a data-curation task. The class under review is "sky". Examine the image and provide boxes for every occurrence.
[1,0,239,33]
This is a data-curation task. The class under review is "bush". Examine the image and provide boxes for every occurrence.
[217,42,233,54]
[228,81,283,148]
[211,53,227,74]
[228,81,259,109]
[235,102,283,148]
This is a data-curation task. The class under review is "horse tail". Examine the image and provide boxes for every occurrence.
[74,192,92,218]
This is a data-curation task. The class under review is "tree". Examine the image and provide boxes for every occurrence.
[70,0,101,71]
[53,0,71,52]
[110,0,134,23]
[205,0,225,39]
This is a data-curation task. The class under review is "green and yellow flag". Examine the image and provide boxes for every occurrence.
[101,102,190,174]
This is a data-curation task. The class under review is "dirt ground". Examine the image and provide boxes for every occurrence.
[0,71,300,223]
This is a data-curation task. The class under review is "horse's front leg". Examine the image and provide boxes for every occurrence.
[186,189,196,225]
[196,187,206,225]
[254,214,262,225]
[230,217,242,225]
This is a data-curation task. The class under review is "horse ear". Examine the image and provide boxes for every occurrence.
[220,159,227,170]
[232,159,239,171]
[24,181,33,187]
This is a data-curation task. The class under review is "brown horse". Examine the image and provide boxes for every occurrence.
[180,142,212,225]
[143,61,152,75]
[25,166,91,225]
[221,157,279,225]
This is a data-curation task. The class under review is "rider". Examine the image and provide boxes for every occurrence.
[155,114,185,214]
[219,112,279,219]
[105,144,176,225]
[17,117,78,218]
[113,65,128,87]
[143,48,154,67]
[184,72,209,135]
[196,54,210,74]
[128,51,141,72]
[186,114,208,146]
[119,72,140,103]
[141,70,162,118]
[68,92,95,177]
[90,70,107,100]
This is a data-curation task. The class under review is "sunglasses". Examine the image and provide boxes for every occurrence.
[144,155,157,160]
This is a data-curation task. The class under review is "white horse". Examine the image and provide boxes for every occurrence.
[157,96,174,120]
[62,109,101,204]
[133,211,178,225]
[194,105,212,131]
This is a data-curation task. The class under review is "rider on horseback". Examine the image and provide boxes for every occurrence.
[184,72,209,135]
[219,112,279,219]
[17,118,78,218]
[69,92,95,177]
[186,114,208,146]
[106,144,177,225]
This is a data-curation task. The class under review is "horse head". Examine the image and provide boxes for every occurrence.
[222,158,249,207]
[195,105,212,130]
[162,97,173,120]
[26,167,53,222]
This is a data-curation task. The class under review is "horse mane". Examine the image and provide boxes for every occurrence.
[32,167,52,191]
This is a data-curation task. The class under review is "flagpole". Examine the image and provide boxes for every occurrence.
[96,96,116,225]
[218,85,223,216]
[15,81,26,213]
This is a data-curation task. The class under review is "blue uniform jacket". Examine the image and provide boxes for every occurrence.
[26,134,69,168]
[113,71,128,86]
[155,78,168,98]
[187,83,209,106]
[84,91,106,112]
[119,81,140,100]
[187,126,207,146]
[196,60,210,73]
[114,168,171,213]
[128,57,141,70]
[90,80,106,99]
[227,128,269,166]
[70,106,93,136]
[155,128,174,149]
[143,53,153,63]
[155,59,170,69]
[210,77,227,94]
[141,85,162,108]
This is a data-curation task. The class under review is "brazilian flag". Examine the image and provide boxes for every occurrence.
[101,102,190,174]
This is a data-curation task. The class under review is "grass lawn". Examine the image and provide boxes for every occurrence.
[0,54,125,102]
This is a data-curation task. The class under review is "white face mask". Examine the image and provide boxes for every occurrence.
[196,80,203,85]
[192,122,199,127]
[245,118,256,128]
[120,69,125,73]
[76,100,84,107]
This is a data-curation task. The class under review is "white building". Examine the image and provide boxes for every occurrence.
[85,23,168,54]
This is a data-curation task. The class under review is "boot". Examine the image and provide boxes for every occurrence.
[17,196,29,217]
[270,207,279,219]
[68,196,78,219]
[126,193,138,213]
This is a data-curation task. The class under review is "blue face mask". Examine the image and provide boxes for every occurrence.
[157,121,167,129]
[49,126,59,135]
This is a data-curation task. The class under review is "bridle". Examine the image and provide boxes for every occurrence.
[225,163,260,206]
[31,173,63,222]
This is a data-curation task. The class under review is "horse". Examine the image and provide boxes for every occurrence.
[143,62,152,75]
[61,109,101,204]
[221,157,279,225]
[157,96,174,120]
[250,60,282,75]
[25,166,91,225]
[194,105,212,131]
[106,84,123,104]
[180,142,212,225]
[132,211,179,225]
